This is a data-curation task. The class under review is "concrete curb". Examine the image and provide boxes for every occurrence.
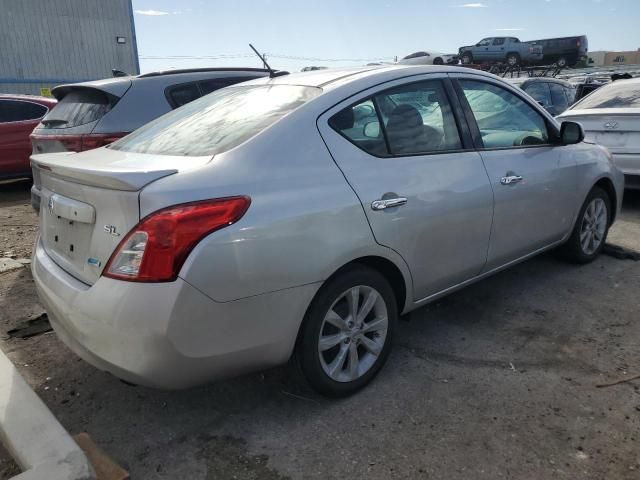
[0,349,95,480]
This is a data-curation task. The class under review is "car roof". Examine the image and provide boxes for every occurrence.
[242,65,496,90]
[507,77,573,87]
[0,93,57,105]
[51,68,273,100]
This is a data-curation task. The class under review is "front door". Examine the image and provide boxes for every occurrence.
[318,76,494,300]
[454,76,578,270]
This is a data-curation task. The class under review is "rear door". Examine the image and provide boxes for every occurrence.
[453,75,578,270]
[490,38,506,61]
[318,75,494,301]
[0,99,48,176]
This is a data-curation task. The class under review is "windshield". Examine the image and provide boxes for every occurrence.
[110,84,321,156]
[572,81,640,109]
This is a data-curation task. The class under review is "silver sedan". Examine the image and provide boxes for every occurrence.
[31,65,624,397]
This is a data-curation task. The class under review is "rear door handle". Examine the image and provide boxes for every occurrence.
[371,197,407,211]
[500,175,523,185]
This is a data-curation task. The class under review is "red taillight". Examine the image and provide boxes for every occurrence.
[103,197,251,282]
[30,132,127,152]
[577,40,581,47]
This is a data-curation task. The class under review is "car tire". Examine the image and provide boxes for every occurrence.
[556,56,568,68]
[461,53,473,64]
[294,265,398,397]
[558,186,611,264]
[506,53,520,66]
[433,57,444,65]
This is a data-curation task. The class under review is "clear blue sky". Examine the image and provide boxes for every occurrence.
[131,0,640,73]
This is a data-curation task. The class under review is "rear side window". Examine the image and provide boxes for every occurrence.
[572,81,640,109]
[0,100,48,122]
[111,85,321,156]
[199,77,253,95]
[166,83,200,108]
[330,80,462,156]
[41,89,113,129]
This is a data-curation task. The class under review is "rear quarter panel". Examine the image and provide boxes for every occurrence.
[139,106,413,304]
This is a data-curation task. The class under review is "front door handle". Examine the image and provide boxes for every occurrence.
[371,197,407,211]
[500,175,523,185]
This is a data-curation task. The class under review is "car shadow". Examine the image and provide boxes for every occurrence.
[0,179,32,208]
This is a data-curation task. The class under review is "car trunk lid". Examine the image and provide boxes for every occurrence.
[32,147,213,285]
[560,108,640,154]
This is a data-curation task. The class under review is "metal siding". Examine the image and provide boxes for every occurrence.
[0,0,138,95]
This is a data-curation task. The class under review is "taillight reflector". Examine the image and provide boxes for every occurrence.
[103,197,251,282]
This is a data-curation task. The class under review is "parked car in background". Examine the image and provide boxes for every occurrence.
[30,65,623,397]
[509,77,576,116]
[29,67,276,210]
[529,35,588,67]
[399,50,458,65]
[0,94,56,180]
[458,37,543,66]
[558,77,640,188]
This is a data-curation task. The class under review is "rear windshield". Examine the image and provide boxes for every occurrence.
[41,89,113,129]
[110,84,321,156]
[572,81,640,109]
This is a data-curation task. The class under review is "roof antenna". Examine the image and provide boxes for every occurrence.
[249,44,286,78]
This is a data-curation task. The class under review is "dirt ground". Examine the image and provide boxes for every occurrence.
[0,178,639,479]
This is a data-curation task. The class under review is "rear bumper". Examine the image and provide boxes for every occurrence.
[31,237,318,389]
[611,152,640,177]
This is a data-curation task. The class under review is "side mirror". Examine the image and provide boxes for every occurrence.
[363,121,380,138]
[560,121,584,145]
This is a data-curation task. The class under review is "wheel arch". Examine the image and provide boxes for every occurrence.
[594,177,618,223]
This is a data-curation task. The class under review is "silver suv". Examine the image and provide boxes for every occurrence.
[30,68,277,210]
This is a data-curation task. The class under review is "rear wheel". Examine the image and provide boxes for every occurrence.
[433,57,444,65]
[556,56,568,68]
[295,266,397,397]
[559,187,611,263]
[506,53,520,66]
[461,53,473,64]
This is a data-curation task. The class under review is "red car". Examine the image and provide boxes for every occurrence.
[0,94,57,180]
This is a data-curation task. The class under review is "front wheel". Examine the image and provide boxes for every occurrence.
[558,187,611,263]
[461,53,473,64]
[295,266,397,397]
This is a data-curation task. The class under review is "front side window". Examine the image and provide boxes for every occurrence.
[329,80,462,156]
[478,39,491,46]
[460,79,549,148]
[0,100,47,123]
[493,38,505,46]
[111,85,321,157]
[571,81,640,109]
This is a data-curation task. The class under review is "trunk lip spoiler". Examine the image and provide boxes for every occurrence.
[30,153,178,192]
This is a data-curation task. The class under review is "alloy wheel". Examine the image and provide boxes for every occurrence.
[318,285,388,383]
[580,197,607,255]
